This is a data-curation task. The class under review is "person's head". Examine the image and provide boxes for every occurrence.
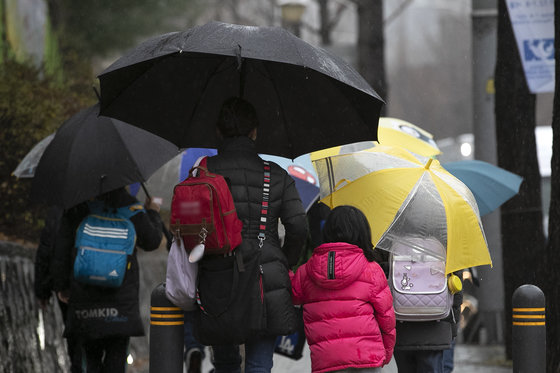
[97,187,126,209]
[216,97,258,139]
[322,205,376,261]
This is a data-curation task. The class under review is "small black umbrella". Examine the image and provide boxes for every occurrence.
[31,104,181,209]
[98,21,384,159]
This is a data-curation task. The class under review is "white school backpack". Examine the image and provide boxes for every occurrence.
[388,237,453,321]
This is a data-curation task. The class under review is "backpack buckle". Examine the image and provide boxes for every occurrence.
[258,233,266,248]
[199,227,208,244]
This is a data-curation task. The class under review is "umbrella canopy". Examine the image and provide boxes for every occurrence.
[31,104,181,209]
[12,133,55,178]
[97,21,384,159]
[310,117,441,160]
[442,160,523,217]
[314,145,492,274]
[376,117,440,157]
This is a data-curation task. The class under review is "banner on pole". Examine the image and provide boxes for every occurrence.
[506,0,555,93]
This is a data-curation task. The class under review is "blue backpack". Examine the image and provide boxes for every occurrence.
[73,202,142,287]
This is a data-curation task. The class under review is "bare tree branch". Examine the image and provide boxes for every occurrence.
[327,2,348,32]
[384,0,414,25]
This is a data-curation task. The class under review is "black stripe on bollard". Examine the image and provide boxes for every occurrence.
[150,306,185,326]
[512,307,545,326]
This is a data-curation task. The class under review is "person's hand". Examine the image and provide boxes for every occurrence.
[145,197,161,212]
[57,290,70,304]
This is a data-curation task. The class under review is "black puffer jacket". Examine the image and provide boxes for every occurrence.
[206,136,308,334]
[52,188,163,339]
[34,206,64,301]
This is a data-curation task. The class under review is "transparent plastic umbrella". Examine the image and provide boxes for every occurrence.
[12,133,55,178]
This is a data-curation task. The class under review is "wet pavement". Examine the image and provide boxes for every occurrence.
[194,342,512,372]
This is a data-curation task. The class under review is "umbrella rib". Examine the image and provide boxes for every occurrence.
[260,60,297,159]
[110,122,146,181]
[327,157,336,194]
[283,27,306,68]
[181,55,235,142]
[249,28,306,159]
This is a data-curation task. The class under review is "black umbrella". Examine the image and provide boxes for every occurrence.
[31,104,181,209]
[98,21,384,159]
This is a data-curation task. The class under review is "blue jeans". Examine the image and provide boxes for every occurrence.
[212,335,277,373]
[443,339,456,373]
[394,349,444,373]
[184,311,206,358]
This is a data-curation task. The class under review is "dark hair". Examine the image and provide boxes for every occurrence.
[216,97,259,138]
[322,205,376,262]
[97,187,125,209]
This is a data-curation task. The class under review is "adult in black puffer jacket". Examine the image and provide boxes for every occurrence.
[202,97,308,373]
[52,187,163,373]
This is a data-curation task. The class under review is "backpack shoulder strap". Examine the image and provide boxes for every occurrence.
[190,156,208,177]
[258,161,271,248]
[116,203,144,219]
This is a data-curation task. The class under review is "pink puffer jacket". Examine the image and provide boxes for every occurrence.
[291,242,396,373]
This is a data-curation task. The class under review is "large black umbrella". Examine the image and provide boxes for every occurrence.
[31,104,181,209]
[98,21,384,159]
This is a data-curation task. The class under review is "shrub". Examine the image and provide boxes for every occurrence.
[0,58,94,241]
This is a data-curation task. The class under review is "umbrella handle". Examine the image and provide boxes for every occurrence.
[140,182,152,200]
[141,182,173,250]
[328,178,351,208]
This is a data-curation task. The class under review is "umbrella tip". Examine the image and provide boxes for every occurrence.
[424,158,433,170]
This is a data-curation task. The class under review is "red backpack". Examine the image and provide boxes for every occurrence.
[170,157,243,255]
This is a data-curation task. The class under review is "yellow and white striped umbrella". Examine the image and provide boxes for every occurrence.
[314,145,492,274]
[310,117,441,161]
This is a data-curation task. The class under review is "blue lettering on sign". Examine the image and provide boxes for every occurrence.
[523,39,554,61]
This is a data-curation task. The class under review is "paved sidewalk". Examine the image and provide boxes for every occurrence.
[196,343,511,372]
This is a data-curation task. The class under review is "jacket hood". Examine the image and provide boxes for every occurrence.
[307,242,368,290]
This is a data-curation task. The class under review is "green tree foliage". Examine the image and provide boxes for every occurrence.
[1,1,205,242]
[46,0,203,58]
[0,59,95,241]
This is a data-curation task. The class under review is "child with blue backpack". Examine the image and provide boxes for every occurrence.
[53,187,163,373]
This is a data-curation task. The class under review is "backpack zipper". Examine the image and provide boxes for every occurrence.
[328,251,336,279]
[259,264,264,302]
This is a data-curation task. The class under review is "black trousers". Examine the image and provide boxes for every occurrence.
[394,349,444,373]
[82,336,130,373]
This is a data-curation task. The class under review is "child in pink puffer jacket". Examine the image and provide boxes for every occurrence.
[291,205,396,373]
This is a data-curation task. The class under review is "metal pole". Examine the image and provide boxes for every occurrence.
[471,0,505,344]
[512,284,546,373]
[149,283,185,373]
